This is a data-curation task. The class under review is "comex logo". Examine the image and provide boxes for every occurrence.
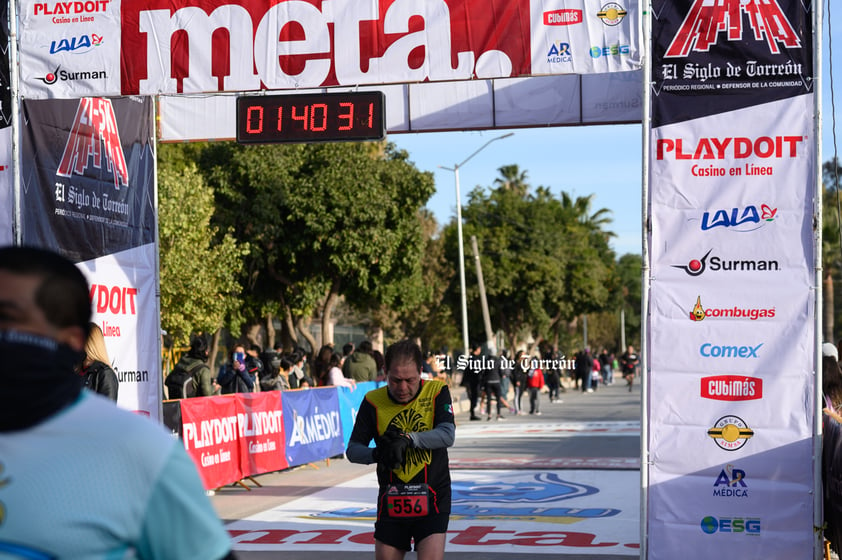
[597,2,626,26]
[700,516,761,535]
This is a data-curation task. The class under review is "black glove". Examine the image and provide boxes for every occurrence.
[382,425,412,470]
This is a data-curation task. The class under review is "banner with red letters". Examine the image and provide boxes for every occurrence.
[645,0,817,558]
[180,395,243,490]
[236,392,289,476]
[19,97,160,418]
[17,0,640,99]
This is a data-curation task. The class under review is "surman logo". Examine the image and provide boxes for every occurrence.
[38,66,60,84]
[666,0,801,58]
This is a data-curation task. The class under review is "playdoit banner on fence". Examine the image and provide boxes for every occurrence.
[16,0,640,99]
[644,0,817,558]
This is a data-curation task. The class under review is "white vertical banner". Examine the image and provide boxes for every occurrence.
[645,0,818,558]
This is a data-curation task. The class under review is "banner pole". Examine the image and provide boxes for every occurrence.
[9,0,20,245]
[812,0,824,556]
[639,0,652,556]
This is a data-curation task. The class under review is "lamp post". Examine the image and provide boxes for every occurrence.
[440,132,514,358]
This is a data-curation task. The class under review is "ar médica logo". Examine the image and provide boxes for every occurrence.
[57,98,129,190]
[665,0,800,58]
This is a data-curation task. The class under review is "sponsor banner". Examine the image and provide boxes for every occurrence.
[281,388,345,468]
[19,97,156,260]
[76,245,161,415]
[649,97,814,211]
[18,0,640,99]
[162,400,183,438]
[237,392,289,477]
[227,470,640,554]
[19,0,122,98]
[650,0,813,127]
[646,0,816,557]
[336,381,380,450]
[0,0,9,128]
[181,395,243,490]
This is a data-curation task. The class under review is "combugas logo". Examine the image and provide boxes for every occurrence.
[666,0,800,57]
[707,415,754,451]
[672,249,780,276]
[596,2,626,26]
[713,464,748,498]
[688,296,776,322]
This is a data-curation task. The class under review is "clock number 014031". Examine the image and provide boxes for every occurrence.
[243,101,374,134]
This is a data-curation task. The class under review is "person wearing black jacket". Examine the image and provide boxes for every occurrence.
[217,343,256,393]
[79,322,118,401]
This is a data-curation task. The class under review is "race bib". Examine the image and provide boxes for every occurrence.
[384,483,432,518]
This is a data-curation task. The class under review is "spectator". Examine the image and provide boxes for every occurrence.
[261,356,292,392]
[244,344,264,391]
[327,352,357,389]
[289,350,312,389]
[0,246,235,559]
[620,345,640,392]
[217,344,255,394]
[526,359,545,415]
[575,347,594,393]
[371,349,386,380]
[512,350,530,415]
[78,322,119,401]
[343,339,378,382]
[313,344,335,386]
[599,348,614,385]
[167,334,216,397]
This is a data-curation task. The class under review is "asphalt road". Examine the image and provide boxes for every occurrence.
[212,376,643,559]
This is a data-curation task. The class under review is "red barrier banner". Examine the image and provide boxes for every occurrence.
[180,395,242,489]
[236,392,289,477]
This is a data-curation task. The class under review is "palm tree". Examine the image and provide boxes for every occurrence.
[494,165,530,196]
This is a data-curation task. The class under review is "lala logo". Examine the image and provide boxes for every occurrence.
[699,204,776,232]
[665,0,801,58]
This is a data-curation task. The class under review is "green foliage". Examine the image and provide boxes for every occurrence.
[442,165,619,350]
[157,144,249,345]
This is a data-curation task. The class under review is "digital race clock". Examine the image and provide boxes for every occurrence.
[236,91,385,144]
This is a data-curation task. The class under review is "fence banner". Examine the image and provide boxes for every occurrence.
[19,97,160,417]
[237,392,289,477]
[337,381,381,449]
[0,0,11,245]
[181,395,242,490]
[645,0,817,558]
[18,0,640,99]
[282,388,344,468]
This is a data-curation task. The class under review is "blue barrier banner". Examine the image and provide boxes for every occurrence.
[337,381,382,449]
[281,388,344,467]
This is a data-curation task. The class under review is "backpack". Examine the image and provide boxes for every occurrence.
[165,362,204,399]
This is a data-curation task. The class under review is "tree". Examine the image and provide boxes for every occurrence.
[197,141,435,347]
[157,146,249,347]
[443,167,617,352]
[824,157,842,342]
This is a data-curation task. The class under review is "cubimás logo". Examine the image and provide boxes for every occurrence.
[694,204,777,232]
[713,464,748,498]
[543,9,582,26]
[672,249,780,276]
[547,42,573,63]
[707,415,754,451]
[597,3,626,26]
[590,44,629,58]
[700,515,760,535]
[688,296,775,322]
[37,66,108,85]
[666,0,799,58]
[701,375,763,401]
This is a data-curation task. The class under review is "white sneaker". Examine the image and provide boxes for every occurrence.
[586,388,594,393]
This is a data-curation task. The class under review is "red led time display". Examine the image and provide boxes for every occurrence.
[236,91,385,144]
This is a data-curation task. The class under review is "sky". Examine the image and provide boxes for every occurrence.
[386,13,840,258]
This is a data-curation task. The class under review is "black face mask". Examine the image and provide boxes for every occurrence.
[0,329,86,432]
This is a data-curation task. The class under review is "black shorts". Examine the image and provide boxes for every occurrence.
[374,513,449,551]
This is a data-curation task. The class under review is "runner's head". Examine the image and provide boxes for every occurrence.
[385,340,424,404]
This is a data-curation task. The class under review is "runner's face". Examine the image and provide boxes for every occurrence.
[387,359,421,404]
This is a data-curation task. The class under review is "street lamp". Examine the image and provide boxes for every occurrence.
[440,132,514,358]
